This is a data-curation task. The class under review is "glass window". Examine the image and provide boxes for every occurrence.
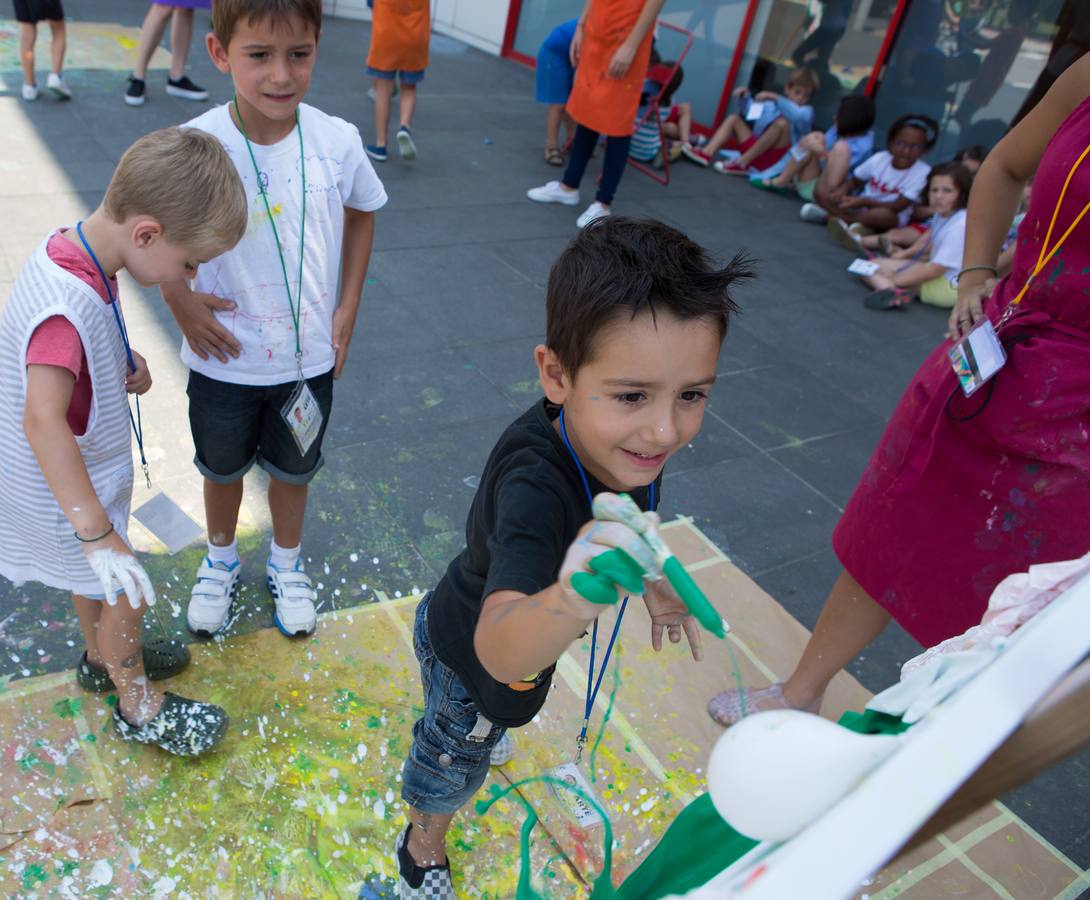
[512,0,585,60]
[876,0,1068,161]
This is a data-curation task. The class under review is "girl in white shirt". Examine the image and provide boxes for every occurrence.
[857,162,974,310]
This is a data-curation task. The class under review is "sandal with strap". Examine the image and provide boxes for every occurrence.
[707,682,821,727]
[864,288,913,310]
[76,638,191,693]
[544,146,565,166]
[113,691,229,756]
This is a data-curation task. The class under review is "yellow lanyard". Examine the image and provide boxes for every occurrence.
[1008,141,1090,310]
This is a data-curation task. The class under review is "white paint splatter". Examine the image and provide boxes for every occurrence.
[88,859,113,887]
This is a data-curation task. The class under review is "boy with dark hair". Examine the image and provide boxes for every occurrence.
[383,217,753,898]
[161,0,387,640]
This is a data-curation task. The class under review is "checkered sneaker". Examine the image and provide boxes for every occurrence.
[395,826,455,899]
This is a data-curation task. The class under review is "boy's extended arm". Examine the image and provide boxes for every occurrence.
[161,280,241,363]
[331,207,376,380]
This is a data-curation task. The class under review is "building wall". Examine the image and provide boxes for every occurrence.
[323,0,510,56]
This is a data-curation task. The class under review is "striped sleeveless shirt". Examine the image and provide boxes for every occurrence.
[0,235,134,595]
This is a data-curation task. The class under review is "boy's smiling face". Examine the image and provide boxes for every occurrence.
[536,310,721,493]
[207,14,318,141]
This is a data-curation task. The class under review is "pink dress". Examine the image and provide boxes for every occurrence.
[833,95,1090,648]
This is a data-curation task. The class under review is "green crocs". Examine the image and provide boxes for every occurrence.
[113,692,229,757]
[76,638,191,693]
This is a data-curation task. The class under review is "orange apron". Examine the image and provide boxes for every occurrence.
[566,0,653,137]
[366,0,430,73]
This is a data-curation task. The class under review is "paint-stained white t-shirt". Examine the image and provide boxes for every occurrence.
[182,103,387,386]
[927,209,967,286]
[853,151,931,227]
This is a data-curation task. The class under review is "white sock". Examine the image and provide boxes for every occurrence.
[207,539,239,567]
[269,540,301,571]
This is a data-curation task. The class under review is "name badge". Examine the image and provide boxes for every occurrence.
[848,258,879,276]
[549,762,604,829]
[947,319,1007,397]
[281,379,323,455]
[745,101,765,122]
[789,143,809,162]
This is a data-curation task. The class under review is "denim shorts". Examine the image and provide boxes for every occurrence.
[186,369,333,485]
[367,66,426,85]
[401,594,506,815]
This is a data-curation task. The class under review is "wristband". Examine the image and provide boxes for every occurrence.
[75,523,114,543]
[955,264,998,283]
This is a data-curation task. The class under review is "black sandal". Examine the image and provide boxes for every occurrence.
[864,288,913,310]
[545,146,564,166]
[77,637,191,693]
[113,692,229,756]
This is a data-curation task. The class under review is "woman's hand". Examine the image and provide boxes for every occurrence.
[948,277,995,340]
[607,41,637,79]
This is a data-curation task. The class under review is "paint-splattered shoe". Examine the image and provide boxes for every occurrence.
[393,825,455,900]
[113,692,229,756]
[76,638,191,692]
[266,560,317,637]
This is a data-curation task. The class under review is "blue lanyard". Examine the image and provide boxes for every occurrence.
[74,222,150,488]
[558,407,656,760]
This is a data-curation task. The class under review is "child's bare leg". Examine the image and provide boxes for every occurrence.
[704,114,749,157]
[93,594,165,723]
[18,23,36,86]
[848,206,900,231]
[676,102,692,144]
[268,477,307,549]
[736,117,789,167]
[72,593,104,665]
[373,77,395,147]
[398,82,417,130]
[406,807,455,866]
[167,7,194,80]
[205,477,244,548]
[546,103,565,148]
[132,2,173,80]
[771,154,805,187]
[47,19,65,75]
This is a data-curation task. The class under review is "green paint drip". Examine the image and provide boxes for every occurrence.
[725,638,749,719]
[588,663,621,783]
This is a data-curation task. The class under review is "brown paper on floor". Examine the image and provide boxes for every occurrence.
[1,519,1086,898]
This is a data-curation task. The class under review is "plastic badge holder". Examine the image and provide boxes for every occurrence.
[848,258,880,276]
[548,762,604,829]
[947,318,1007,397]
[745,101,765,122]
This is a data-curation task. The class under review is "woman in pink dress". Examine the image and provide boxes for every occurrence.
[709,54,1090,724]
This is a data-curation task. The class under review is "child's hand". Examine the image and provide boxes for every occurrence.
[125,351,152,395]
[838,195,865,210]
[166,287,241,363]
[732,86,749,98]
[570,24,583,67]
[754,91,778,101]
[82,529,156,609]
[607,41,637,79]
[331,305,357,379]
[558,520,661,614]
[643,579,703,660]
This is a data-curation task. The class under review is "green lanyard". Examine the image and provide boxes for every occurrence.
[233,97,307,373]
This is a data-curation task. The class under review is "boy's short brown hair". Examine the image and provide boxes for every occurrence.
[211,0,322,47]
[103,127,247,253]
[787,67,820,96]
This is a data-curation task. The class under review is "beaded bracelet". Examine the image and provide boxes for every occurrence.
[74,523,114,543]
[955,264,998,283]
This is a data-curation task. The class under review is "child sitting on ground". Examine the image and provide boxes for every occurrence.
[682,68,818,174]
[854,162,972,310]
[751,94,875,207]
[0,127,247,755]
[376,217,752,899]
[822,114,936,247]
[629,62,688,168]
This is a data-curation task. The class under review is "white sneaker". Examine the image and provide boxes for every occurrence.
[576,201,611,229]
[527,180,580,206]
[22,83,38,101]
[489,733,513,766]
[46,73,71,99]
[800,202,828,223]
[187,558,241,637]
[266,560,317,637]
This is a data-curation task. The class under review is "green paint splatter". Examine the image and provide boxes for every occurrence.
[294,752,315,773]
[52,697,83,718]
[21,863,48,889]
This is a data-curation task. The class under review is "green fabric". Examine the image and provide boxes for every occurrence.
[796,178,817,202]
[614,709,909,899]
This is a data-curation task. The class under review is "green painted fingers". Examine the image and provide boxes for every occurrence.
[571,547,649,605]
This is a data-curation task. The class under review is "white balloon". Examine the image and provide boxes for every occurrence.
[706,710,901,842]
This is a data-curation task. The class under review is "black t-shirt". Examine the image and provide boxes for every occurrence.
[427,399,659,728]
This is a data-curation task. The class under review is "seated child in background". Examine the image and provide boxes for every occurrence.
[682,68,819,175]
[629,63,688,168]
[820,114,936,243]
[0,127,247,755]
[854,162,972,310]
[750,94,875,207]
[382,217,753,898]
[997,176,1033,277]
[537,18,578,166]
[953,143,987,175]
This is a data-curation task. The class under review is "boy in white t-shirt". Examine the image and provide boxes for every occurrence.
[161,0,387,639]
[822,114,936,240]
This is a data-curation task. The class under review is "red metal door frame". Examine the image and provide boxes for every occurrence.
[865,0,911,96]
[501,0,536,66]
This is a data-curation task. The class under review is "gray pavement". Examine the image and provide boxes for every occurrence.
[0,0,1086,872]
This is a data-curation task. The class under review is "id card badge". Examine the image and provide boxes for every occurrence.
[745,100,765,122]
[789,143,809,162]
[947,319,1007,397]
[281,379,323,455]
[548,762,604,829]
[848,258,880,276]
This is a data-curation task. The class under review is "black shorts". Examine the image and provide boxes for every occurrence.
[13,0,65,23]
[186,369,334,485]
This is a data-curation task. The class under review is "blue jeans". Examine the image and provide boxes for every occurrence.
[400,594,506,814]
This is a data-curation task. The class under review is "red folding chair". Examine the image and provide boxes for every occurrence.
[627,22,695,187]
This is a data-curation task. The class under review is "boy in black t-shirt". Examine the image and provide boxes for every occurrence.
[388,218,752,899]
